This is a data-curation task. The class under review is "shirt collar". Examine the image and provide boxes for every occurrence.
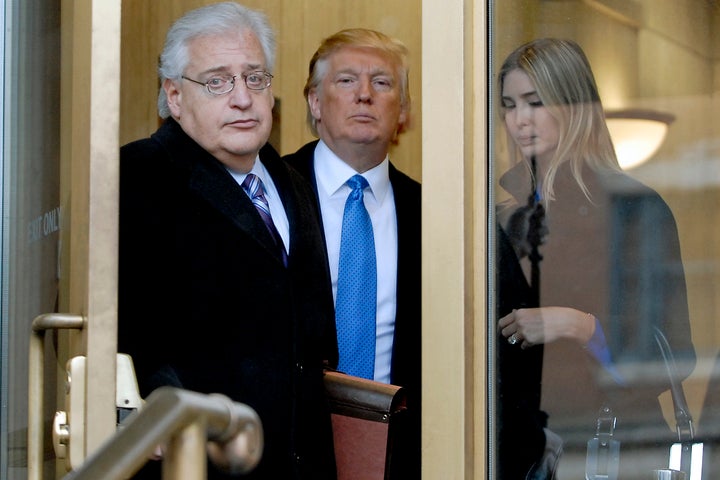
[225,155,268,186]
[314,139,390,203]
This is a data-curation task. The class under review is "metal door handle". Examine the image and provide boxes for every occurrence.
[28,313,85,480]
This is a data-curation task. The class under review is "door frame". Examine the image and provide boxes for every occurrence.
[55,1,489,479]
[57,0,121,469]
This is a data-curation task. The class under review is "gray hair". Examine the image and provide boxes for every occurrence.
[157,2,276,119]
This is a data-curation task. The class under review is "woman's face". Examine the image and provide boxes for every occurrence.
[501,68,560,166]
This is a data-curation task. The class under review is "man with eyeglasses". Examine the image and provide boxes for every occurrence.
[118,3,338,479]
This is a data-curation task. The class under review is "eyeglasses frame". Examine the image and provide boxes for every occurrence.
[181,70,273,95]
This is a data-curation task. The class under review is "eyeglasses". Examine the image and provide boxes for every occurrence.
[181,70,273,95]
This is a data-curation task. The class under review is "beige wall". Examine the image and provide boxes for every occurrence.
[120,0,422,181]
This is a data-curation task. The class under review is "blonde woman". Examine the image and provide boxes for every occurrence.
[496,38,695,478]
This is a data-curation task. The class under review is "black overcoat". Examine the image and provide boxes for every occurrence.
[118,119,338,480]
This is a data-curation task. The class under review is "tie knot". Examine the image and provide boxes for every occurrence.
[346,174,369,192]
[242,173,265,199]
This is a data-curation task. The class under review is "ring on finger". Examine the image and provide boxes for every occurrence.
[508,333,520,345]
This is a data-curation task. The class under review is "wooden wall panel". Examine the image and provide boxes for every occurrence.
[120,0,422,181]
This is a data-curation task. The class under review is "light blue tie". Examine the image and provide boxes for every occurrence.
[336,174,377,379]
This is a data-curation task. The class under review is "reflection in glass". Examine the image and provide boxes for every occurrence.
[490,3,720,473]
[605,109,675,170]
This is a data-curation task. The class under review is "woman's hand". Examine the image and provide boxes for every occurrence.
[498,306,595,348]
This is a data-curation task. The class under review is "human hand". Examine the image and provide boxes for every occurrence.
[149,443,164,461]
[498,307,595,348]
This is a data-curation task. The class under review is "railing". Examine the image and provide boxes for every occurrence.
[63,387,263,480]
[28,313,263,480]
[28,313,85,480]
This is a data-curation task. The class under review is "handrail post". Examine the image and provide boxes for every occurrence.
[62,387,263,480]
[164,420,208,480]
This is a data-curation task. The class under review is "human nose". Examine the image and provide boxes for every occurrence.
[228,79,253,108]
[355,77,373,103]
[514,103,533,127]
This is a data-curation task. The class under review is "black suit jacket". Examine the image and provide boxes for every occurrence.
[119,120,338,480]
[283,140,421,478]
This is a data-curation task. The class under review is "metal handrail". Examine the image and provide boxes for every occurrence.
[28,313,263,480]
[28,313,86,480]
[62,386,263,480]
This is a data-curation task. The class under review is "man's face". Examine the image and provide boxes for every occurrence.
[308,46,407,168]
[164,30,274,172]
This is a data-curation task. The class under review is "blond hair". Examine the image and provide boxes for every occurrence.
[303,28,411,140]
[498,38,621,202]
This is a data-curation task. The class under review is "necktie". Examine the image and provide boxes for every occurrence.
[241,173,288,266]
[336,174,377,379]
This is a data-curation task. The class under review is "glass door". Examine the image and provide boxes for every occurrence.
[0,1,62,478]
[0,1,120,478]
[490,1,720,479]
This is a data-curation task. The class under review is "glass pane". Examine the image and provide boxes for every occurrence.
[491,1,720,479]
[0,1,61,479]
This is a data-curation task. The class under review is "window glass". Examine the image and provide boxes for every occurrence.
[492,1,720,478]
[0,1,61,478]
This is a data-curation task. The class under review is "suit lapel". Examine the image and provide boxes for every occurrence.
[155,120,285,264]
[284,141,324,232]
[292,141,321,194]
[261,144,295,228]
[188,148,285,263]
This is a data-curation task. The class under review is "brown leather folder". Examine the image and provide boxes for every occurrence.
[323,370,408,480]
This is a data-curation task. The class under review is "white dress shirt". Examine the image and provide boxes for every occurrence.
[313,140,398,383]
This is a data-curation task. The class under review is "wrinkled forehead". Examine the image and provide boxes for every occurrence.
[185,30,267,71]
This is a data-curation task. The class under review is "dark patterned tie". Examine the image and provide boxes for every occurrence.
[241,173,288,267]
[335,174,377,379]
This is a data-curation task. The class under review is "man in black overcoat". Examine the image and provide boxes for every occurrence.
[117,3,337,479]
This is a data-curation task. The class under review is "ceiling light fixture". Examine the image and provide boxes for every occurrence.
[605,109,675,170]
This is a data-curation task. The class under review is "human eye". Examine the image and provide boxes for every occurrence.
[527,95,544,107]
[244,71,266,89]
[207,76,232,93]
[206,76,228,88]
[372,76,393,91]
[336,75,357,87]
[501,98,516,109]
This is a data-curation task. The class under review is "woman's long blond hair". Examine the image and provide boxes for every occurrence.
[498,38,621,203]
